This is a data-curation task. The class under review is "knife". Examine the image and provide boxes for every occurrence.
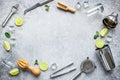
[24,0,54,14]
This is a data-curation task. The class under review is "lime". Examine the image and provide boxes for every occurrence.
[39,62,48,71]
[95,39,105,48]
[15,17,23,26]
[3,41,11,51]
[9,68,19,76]
[100,28,108,37]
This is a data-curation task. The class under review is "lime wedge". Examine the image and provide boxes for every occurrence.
[9,68,19,76]
[3,41,11,51]
[39,62,48,71]
[95,39,105,48]
[100,28,108,37]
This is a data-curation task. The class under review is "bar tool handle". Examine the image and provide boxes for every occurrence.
[50,68,76,78]
[70,72,82,80]
[52,62,74,74]
[68,7,76,13]
[28,66,41,76]
[2,11,14,27]
[39,0,54,6]
[24,3,40,14]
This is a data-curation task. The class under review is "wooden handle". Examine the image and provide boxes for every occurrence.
[56,2,67,11]
[56,2,76,13]
[67,7,76,13]
[28,66,41,76]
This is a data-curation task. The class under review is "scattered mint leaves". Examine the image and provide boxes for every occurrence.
[94,31,99,39]
[5,32,11,39]
[34,59,39,65]
[45,5,50,11]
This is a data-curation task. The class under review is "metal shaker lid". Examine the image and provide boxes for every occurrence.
[103,12,118,28]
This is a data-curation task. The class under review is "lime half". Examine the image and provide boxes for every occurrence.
[15,17,23,26]
[39,62,48,71]
[95,39,105,48]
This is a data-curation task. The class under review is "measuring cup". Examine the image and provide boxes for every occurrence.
[70,57,96,80]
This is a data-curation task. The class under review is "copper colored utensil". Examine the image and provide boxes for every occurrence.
[57,2,76,13]
[17,59,41,76]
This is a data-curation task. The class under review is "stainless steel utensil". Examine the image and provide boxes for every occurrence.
[96,45,115,71]
[103,12,118,28]
[50,62,76,78]
[2,4,19,28]
[24,0,54,14]
[87,3,104,16]
[70,57,96,80]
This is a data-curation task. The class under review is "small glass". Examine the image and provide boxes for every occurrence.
[83,0,89,9]
[75,2,81,10]
[51,63,57,71]
[105,35,112,43]
[87,3,104,16]
[10,37,16,47]
[9,26,15,34]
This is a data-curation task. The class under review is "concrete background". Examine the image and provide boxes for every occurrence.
[0,0,120,80]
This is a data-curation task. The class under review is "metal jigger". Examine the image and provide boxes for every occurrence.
[103,12,118,28]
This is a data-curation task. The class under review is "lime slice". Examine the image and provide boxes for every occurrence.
[100,28,108,37]
[95,39,105,48]
[3,41,11,51]
[39,62,48,71]
[15,17,23,26]
[9,68,19,76]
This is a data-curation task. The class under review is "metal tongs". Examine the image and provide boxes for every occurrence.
[2,4,19,28]
[50,62,76,78]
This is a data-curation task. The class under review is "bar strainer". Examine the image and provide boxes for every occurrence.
[70,57,96,80]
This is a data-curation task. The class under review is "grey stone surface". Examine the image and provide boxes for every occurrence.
[0,0,120,80]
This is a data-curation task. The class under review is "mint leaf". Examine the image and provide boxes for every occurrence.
[5,32,11,38]
[45,5,50,11]
[34,59,38,65]
[94,31,99,39]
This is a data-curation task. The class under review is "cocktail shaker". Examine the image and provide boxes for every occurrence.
[96,45,115,71]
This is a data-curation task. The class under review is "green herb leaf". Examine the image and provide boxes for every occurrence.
[94,35,98,39]
[96,31,99,35]
[34,59,39,65]
[5,32,11,38]
[94,31,99,39]
[45,5,50,11]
